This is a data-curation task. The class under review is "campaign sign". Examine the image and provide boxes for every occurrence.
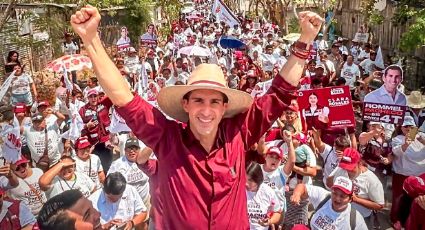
[354,33,369,43]
[362,102,406,125]
[298,86,355,131]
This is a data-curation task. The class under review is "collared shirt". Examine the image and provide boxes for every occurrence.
[364,85,407,106]
[116,76,296,229]
[89,185,146,224]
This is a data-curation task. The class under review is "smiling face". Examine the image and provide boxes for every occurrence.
[13,162,29,178]
[182,89,228,139]
[309,94,318,106]
[383,69,402,94]
[59,158,75,180]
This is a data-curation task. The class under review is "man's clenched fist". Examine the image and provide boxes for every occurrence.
[70,5,101,43]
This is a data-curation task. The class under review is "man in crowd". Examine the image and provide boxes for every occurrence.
[70,5,323,229]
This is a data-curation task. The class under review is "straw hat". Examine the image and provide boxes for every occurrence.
[407,91,425,109]
[157,64,253,122]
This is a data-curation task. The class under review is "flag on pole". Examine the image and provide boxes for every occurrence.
[62,102,84,141]
[375,46,385,69]
[211,0,240,27]
[1,115,22,163]
[0,70,16,102]
[63,67,73,91]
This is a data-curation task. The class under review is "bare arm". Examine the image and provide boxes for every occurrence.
[359,131,375,146]
[31,82,38,101]
[290,183,309,205]
[311,128,325,153]
[282,131,296,176]
[136,147,154,165]
[71,6,133,107]
[352,195,384,211]
[98,171,105,184]
[39,161,71,191]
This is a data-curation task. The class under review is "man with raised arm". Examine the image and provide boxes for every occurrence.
[70,6,323,229]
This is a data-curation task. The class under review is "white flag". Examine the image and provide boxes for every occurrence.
[62,102,84,141]
[0,70,16,102]
[109,109,131,133]
[375,46,385,69]
[63,67,73,91]
[212,0,240,27]
[1,115,22,163]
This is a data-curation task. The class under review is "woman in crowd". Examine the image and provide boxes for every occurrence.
[246,162,282,230]
[5,50,21,74]
[9,156,47,216]
[10,64,38,106]
[391,115,425,228]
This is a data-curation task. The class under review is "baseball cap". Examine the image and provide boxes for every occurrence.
[266,146,283,159]
[125,138,140,149]
[75,136,91,150]
[128,47,136,53]
[32,113,44,122]
[332,176,353,195]
[291,224,310,230]
[37,100,50,108]
[403,174,425,198]
[402,115,416,127]
[339,148,361,171]
[87,89,99,97]
[14,103,26,114]
[369,121,382,126]
[15,156,29,166]
[315,64,325,69]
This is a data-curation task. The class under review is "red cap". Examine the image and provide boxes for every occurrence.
[37,100,50,108]
[14,103,26,113]
[339,148,361,171]
[15,156,29,166]
[266,146,284,159]
[332,176,353,195]
[403,173,425,198]
[291,224,310,230]
[87,89,98,97]
[287,104,299,113]
[75,136,91,150]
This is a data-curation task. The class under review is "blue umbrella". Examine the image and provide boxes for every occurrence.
[218,36,245,49]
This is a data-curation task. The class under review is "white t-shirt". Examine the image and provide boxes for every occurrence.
[24,119,61,165]
[62,41,79,55]
[89,184,147,224]
[8,168,47,215]
[359,58,375,75]
[341,63,360,89]
[108,156,150,200]
[0,200,36,228]
[357,50,370,61]
[306,185,367,230]
[320,144,340,189]
[260,165,289,210]
[246,183,282,230]
[330,167,385,217]
[47,172,95,199]
[11,73,33,95]
[266,140,317,188]
[75,155,104,190]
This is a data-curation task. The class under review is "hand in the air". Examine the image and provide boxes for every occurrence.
[298,11,324,43]
[70,5,101,42]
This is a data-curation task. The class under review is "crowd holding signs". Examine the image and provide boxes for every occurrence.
[0,0,424,230]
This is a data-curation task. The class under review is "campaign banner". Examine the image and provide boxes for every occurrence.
[212,0,240,27]
[297,86,355,131]
[362,102,407,125]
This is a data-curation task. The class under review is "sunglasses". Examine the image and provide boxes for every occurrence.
[15,163,27,171]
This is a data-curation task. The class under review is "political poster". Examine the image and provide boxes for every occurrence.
[1,116,22,163]
[362,102,407,125]
[297,86,355,132]
[140,24,158,49]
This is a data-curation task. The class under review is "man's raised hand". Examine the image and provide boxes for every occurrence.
[70,5,101,43]
[298,11,324,43]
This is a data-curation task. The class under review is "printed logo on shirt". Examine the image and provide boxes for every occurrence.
[247,202,267,222]
[312,213,336,230]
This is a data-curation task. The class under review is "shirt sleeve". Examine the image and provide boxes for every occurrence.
[319,144,332,159]
[138,159,158,177]
[19,202,36,227]
[329,167,347,178]
[95,155,104,172]
[366,172,385,205]
[306,185,331,208]
[131,186,147,214]
[115,95,178,160]
[354,209,368,230]
[238,75,297,149]
[392,135,405,157]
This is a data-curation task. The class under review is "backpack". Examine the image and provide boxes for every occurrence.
[309,195,356,229]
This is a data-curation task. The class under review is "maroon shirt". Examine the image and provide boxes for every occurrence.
[406,202,425,230]
[116,76,296,229]
[79,97,113,144]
